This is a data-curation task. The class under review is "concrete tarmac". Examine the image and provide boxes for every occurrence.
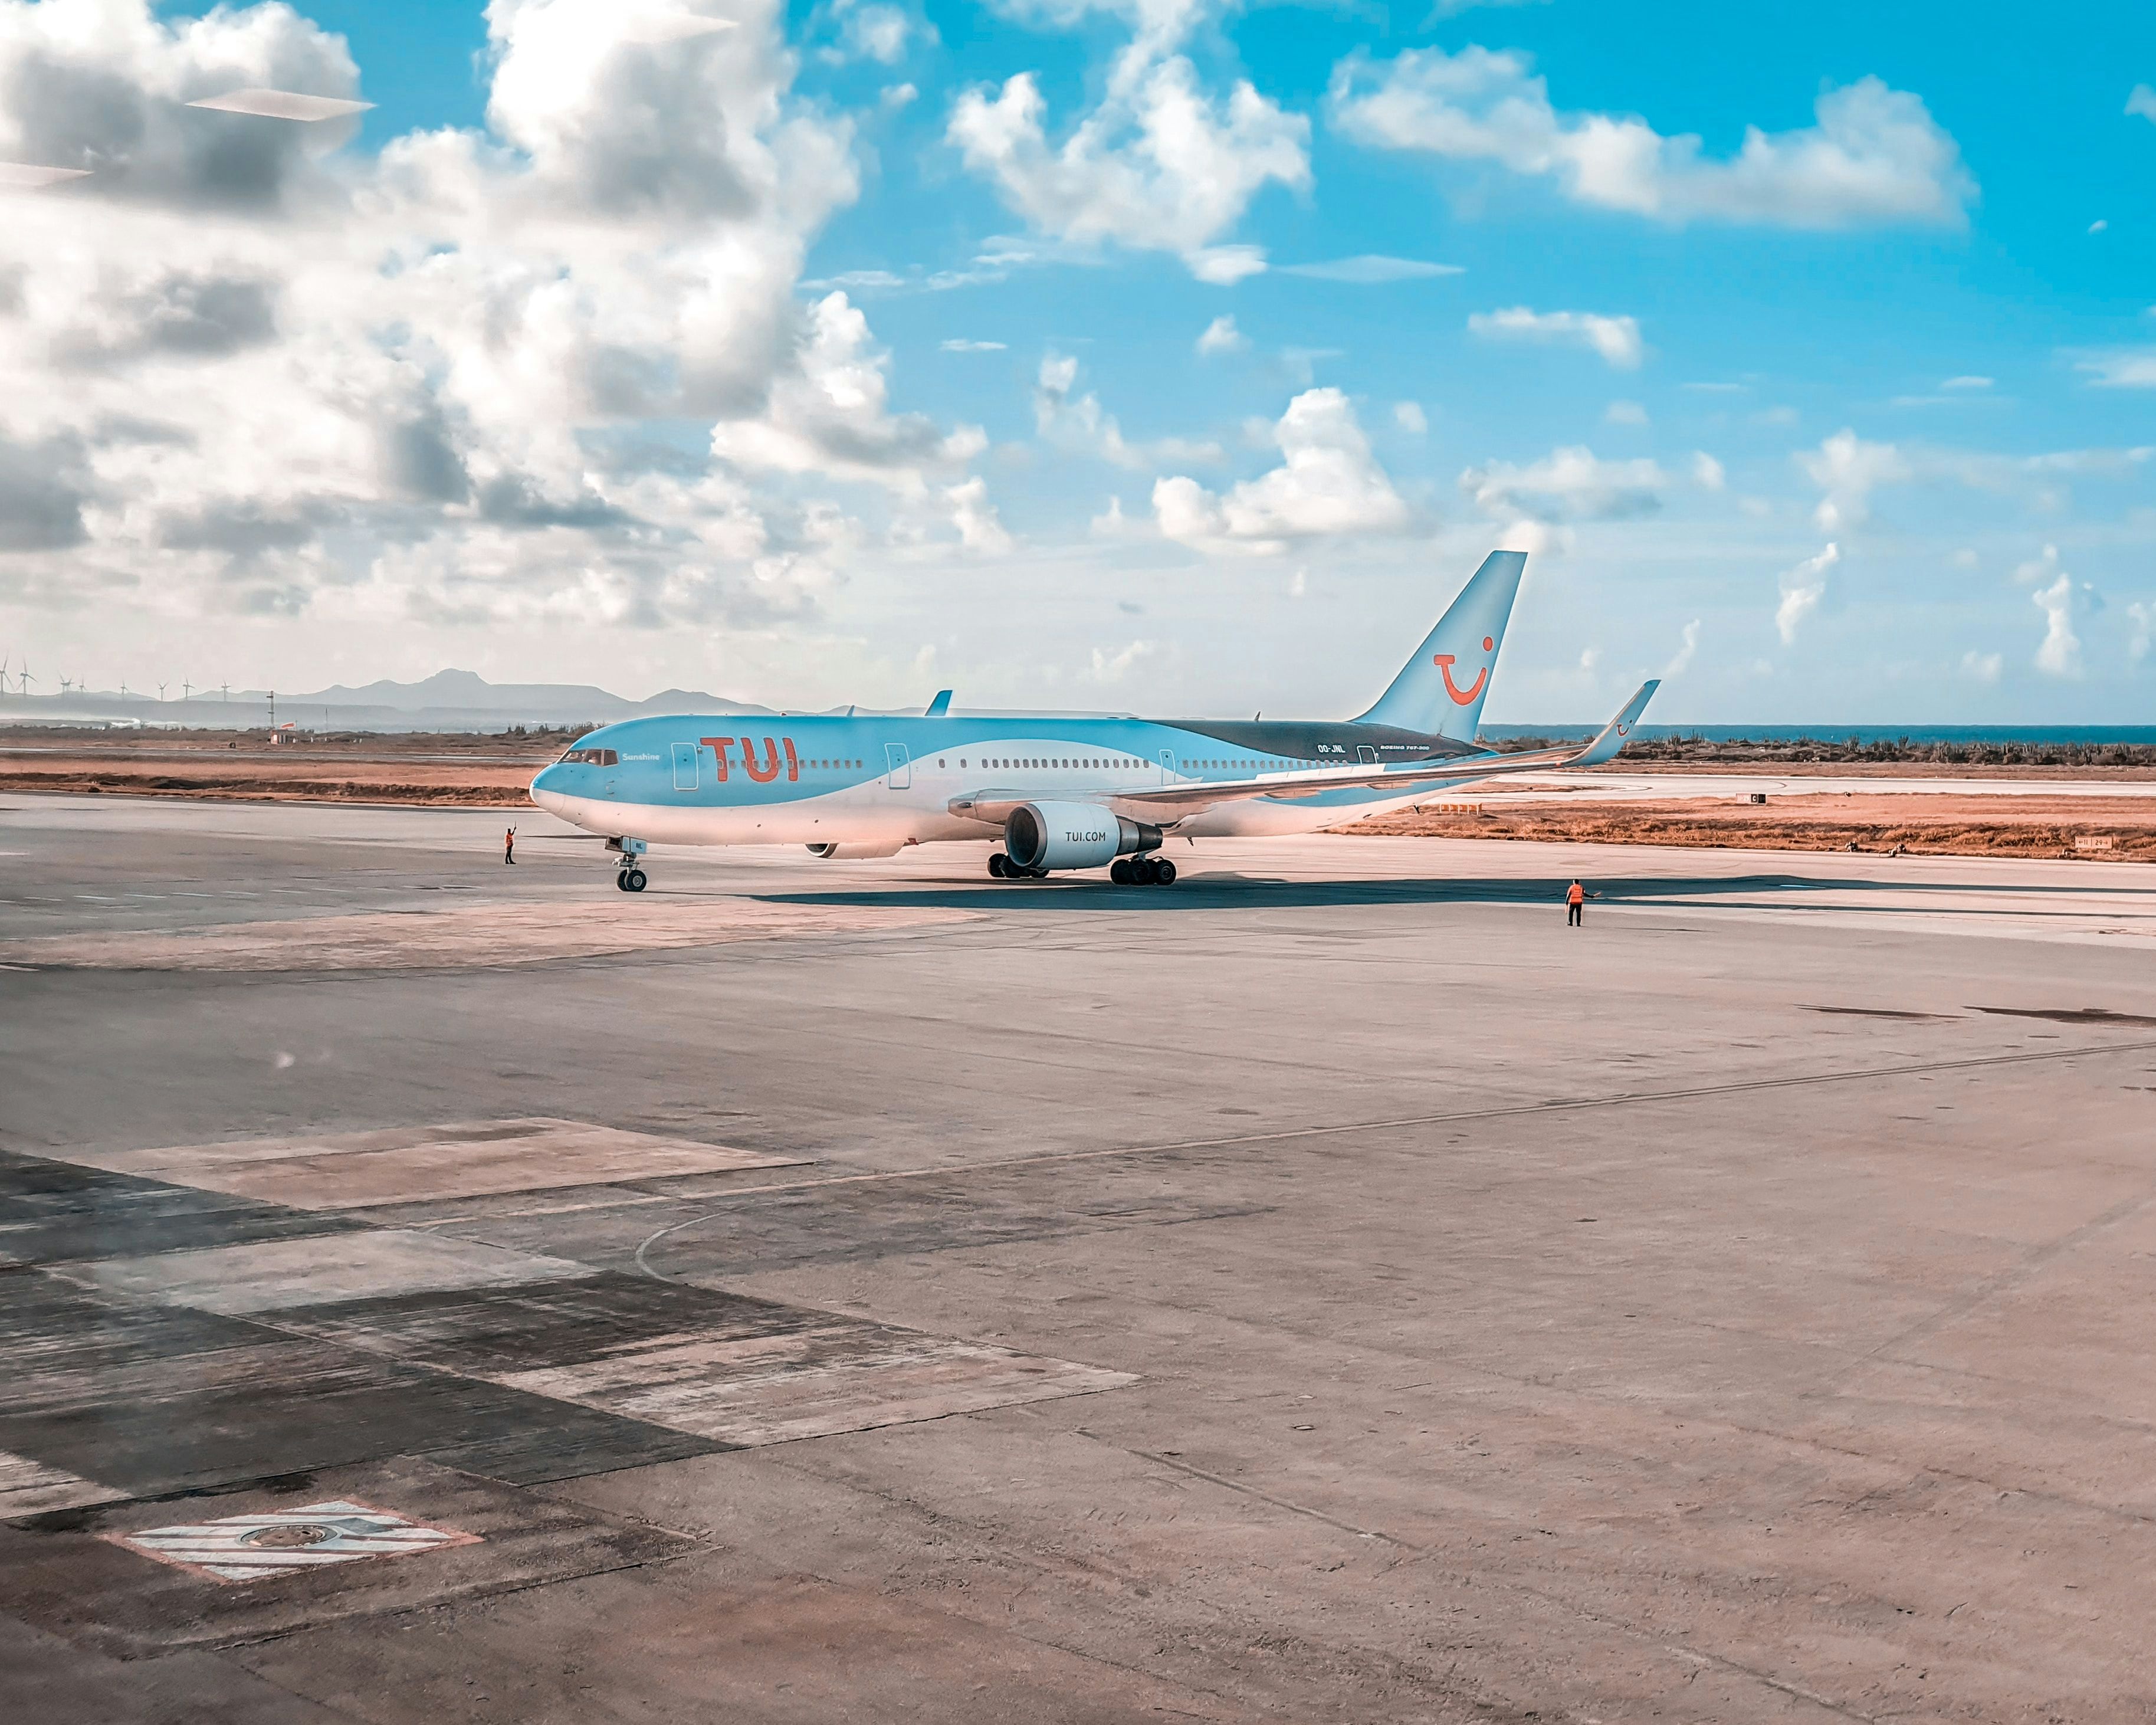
[4,792,2155,1723]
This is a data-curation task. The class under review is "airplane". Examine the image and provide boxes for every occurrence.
[528,549,1659,891]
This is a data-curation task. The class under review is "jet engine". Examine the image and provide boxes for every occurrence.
[1004,802,1160,871]
[805,839,908,859]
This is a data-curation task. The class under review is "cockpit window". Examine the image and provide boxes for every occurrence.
[558,747,618,766]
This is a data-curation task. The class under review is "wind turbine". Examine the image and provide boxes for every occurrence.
[182,678,192,701]
[19,661,34,697]
[157,681,168,703]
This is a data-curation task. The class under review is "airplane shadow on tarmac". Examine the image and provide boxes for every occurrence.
[739,871,1807,915]
[730,869,2156,917]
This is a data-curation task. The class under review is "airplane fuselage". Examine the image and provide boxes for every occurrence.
[529,713,1497,850]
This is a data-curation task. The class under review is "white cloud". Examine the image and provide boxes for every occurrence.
[1774,542,1838,644]
[1468,307,1642,368]
[1153,388,1410,555]
[2075,348,2156,388]
[1960,648,2001,683]
[1275,255,1462,283]
[947,38,1309,281]
[941,338,1006,352]
[1604,399,1648,426]
[2129,84,2156,123]
[1196,314,1246,356]
[1941,375,1992,390]
[2130,601,2155,662]
[710,293,976,489]
[2090,218,2108,234]
[1036,349,1220,468]
[1691,451,1725,490]
[1801,429,1911,530]
[1666,618,1701,676]
[1087,637,1157,682]
[0,0,1013,634]
[821,0,927,66]
[944,475,1013,552]
[1394,401,1428,434]
[1330,49,1974,228]
[2032,572,2082,676]
[1459,445,1666,521]
[1801,432,2154,530]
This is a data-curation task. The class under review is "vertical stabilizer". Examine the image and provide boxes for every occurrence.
[1354,549,1527,739]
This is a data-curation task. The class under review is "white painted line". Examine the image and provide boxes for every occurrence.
[108,1500,478,1583]
[0,1451,123,1516]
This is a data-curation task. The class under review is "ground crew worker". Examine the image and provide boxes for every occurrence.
[1566,878,1585,926]
[504,826,516,865]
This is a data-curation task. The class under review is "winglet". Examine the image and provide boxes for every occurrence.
[1571,680,1658,768]
[925,689,953,716]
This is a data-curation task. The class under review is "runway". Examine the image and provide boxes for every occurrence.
[4,792,2155,1721]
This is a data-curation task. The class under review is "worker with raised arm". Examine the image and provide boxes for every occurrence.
[504,826,516,865]
[1566,878,1585,927]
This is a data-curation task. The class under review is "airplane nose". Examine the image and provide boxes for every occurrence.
[529,765,568,812]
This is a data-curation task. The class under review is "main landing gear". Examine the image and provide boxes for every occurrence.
[615,867,648,893]
[987,851,1178,886]
[1110,855,1176,887]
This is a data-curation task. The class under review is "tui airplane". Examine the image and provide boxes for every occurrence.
[527,549,1658,890]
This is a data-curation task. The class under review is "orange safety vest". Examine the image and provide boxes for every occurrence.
[1567,883,1584,906]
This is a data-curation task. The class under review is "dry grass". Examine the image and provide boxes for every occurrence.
[1348,793,2156,861]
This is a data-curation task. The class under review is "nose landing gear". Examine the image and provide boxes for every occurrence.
[607,835,649,893]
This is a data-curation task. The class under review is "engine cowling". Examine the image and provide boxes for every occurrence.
[805,839,908,860]
[1005,802,1159,871]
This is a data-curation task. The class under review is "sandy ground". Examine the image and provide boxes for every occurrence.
[1356,789,2156,860]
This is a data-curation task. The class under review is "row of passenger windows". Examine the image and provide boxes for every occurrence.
[805,759,861,769]
[928,756,1275,771]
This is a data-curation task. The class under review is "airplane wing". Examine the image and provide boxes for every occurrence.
[949,681,1659,825]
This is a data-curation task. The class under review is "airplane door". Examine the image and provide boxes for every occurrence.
[1159,749,1176,782]
[1357,745,1379,766]
[671,742,699,791]
[884,743,911,789]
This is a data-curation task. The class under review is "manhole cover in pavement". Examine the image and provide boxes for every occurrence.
[107,1500,481,1583]
[244,1523,335,1549]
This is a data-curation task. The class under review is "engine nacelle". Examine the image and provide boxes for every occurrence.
[1005,802,1159,871]
[805,839,908,860]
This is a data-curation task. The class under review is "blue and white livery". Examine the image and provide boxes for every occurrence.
[528,550,1659,889]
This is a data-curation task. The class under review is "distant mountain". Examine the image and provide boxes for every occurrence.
[287,668,771,718]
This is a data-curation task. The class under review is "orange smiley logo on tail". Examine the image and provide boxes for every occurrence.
[1433,635,1497,706]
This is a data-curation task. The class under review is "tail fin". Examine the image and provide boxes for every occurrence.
[1354,549,1527,739]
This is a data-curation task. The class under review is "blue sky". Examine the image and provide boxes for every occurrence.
[2,0,2151,720]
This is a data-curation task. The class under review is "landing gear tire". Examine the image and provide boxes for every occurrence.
[1151,857,1177,886]
[987,852,1009,878]
[1109,858,1133,886]
[621,868,648,893]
